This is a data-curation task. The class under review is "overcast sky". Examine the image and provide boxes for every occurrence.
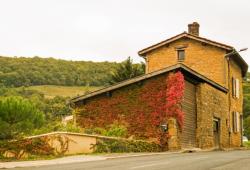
[0,0,249,67]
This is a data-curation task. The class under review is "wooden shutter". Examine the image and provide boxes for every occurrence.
[236,112,240,132]
[236,79,240,99]
[233,112,240,133]
[233,112,236,133]
[232,78,236,98]
[232,77,235,97]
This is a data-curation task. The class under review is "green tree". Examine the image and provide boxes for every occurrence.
[243,96,250,119]
[244,116,250,139]
[0,96,45,140]
[243,72,250,138]
[110,57,145,84]
[44,96,72,120]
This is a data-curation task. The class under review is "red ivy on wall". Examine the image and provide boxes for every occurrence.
[76,71,185,143]
[166,72,185,128]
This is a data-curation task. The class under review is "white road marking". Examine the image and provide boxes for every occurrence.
[130,162,170,169]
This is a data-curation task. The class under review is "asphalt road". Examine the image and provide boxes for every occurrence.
[13,150,250,170]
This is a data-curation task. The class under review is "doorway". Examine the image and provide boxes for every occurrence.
[213,118,220,148]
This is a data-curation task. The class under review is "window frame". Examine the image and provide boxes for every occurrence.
[177,49,185,61]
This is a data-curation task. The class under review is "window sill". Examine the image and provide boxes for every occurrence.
[178,60,185,62]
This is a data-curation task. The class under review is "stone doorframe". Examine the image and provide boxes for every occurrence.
[213,117,220,149]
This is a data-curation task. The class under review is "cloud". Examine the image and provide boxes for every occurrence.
[0,0,249,67]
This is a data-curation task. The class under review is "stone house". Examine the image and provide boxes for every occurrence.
[71,22,248,150]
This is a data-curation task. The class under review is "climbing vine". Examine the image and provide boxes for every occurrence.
[166,71,185,128]
[0,135,72,159]
[77,71,185,146]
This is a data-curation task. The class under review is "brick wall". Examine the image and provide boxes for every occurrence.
[146,38,228,87]
[145,37,243,148]
[229,60,243,147]
[196,83,229,149]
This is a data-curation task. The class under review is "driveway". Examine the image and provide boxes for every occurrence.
[7,150,250,170]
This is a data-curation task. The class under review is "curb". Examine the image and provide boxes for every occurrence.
[0,156,107,169]
[106,151,185,159]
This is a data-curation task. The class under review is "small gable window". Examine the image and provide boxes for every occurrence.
[177,50,185,61]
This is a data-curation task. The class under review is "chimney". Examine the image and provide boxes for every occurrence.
[188,22,200,36]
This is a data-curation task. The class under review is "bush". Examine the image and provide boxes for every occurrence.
[0,138,54,159]
[31,122,83,135]
[105,124,127,137]
[84,124,127,138]
[93,138,162,153]
[243,141,250,148]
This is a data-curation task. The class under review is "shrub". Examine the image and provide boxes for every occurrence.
[0,138,54,159]
[93,138,162,153]
[84,124,127,138]
[243,141,250,148]
[105,124,127,137]
[31,122,83,135]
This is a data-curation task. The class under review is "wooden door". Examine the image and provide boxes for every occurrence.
[181,80,197,148]
[213,118,220,148]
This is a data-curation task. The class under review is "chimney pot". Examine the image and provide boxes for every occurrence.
[188,22,200,36]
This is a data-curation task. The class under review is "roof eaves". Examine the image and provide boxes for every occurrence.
[138,32,233,57]
[230,52,249,77]
[70,64,182,103]
[185,33,233,50]
[138,32,187,56]
[70,64,228,104]
[179,65,228,93]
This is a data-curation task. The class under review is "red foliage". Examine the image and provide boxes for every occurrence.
[77,71,185,144]
[166,71,185,128]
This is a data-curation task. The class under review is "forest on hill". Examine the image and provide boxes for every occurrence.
[0,56,249,138]
[0,56,120,87]
[0,56,146,140]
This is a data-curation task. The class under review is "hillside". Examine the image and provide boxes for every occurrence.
[0,56,119,87]
[17,85,101,99]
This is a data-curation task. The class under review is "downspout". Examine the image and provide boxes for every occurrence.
[226,48,248,147]
[225,49,237,147]
[226,56,232,147]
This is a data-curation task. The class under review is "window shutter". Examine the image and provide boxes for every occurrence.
[236,112,240,132]
[233,112,240,133]
[236,79,240,99]
[232,78,236,97]
[233,112,237,133]
[241,114,243,133]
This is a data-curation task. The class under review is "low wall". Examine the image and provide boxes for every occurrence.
[27,132,98,155]
[1,132,161,159]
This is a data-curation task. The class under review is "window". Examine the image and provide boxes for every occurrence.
[232,77,240,98]
[177,50,185,61]
[233,112,240,133]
